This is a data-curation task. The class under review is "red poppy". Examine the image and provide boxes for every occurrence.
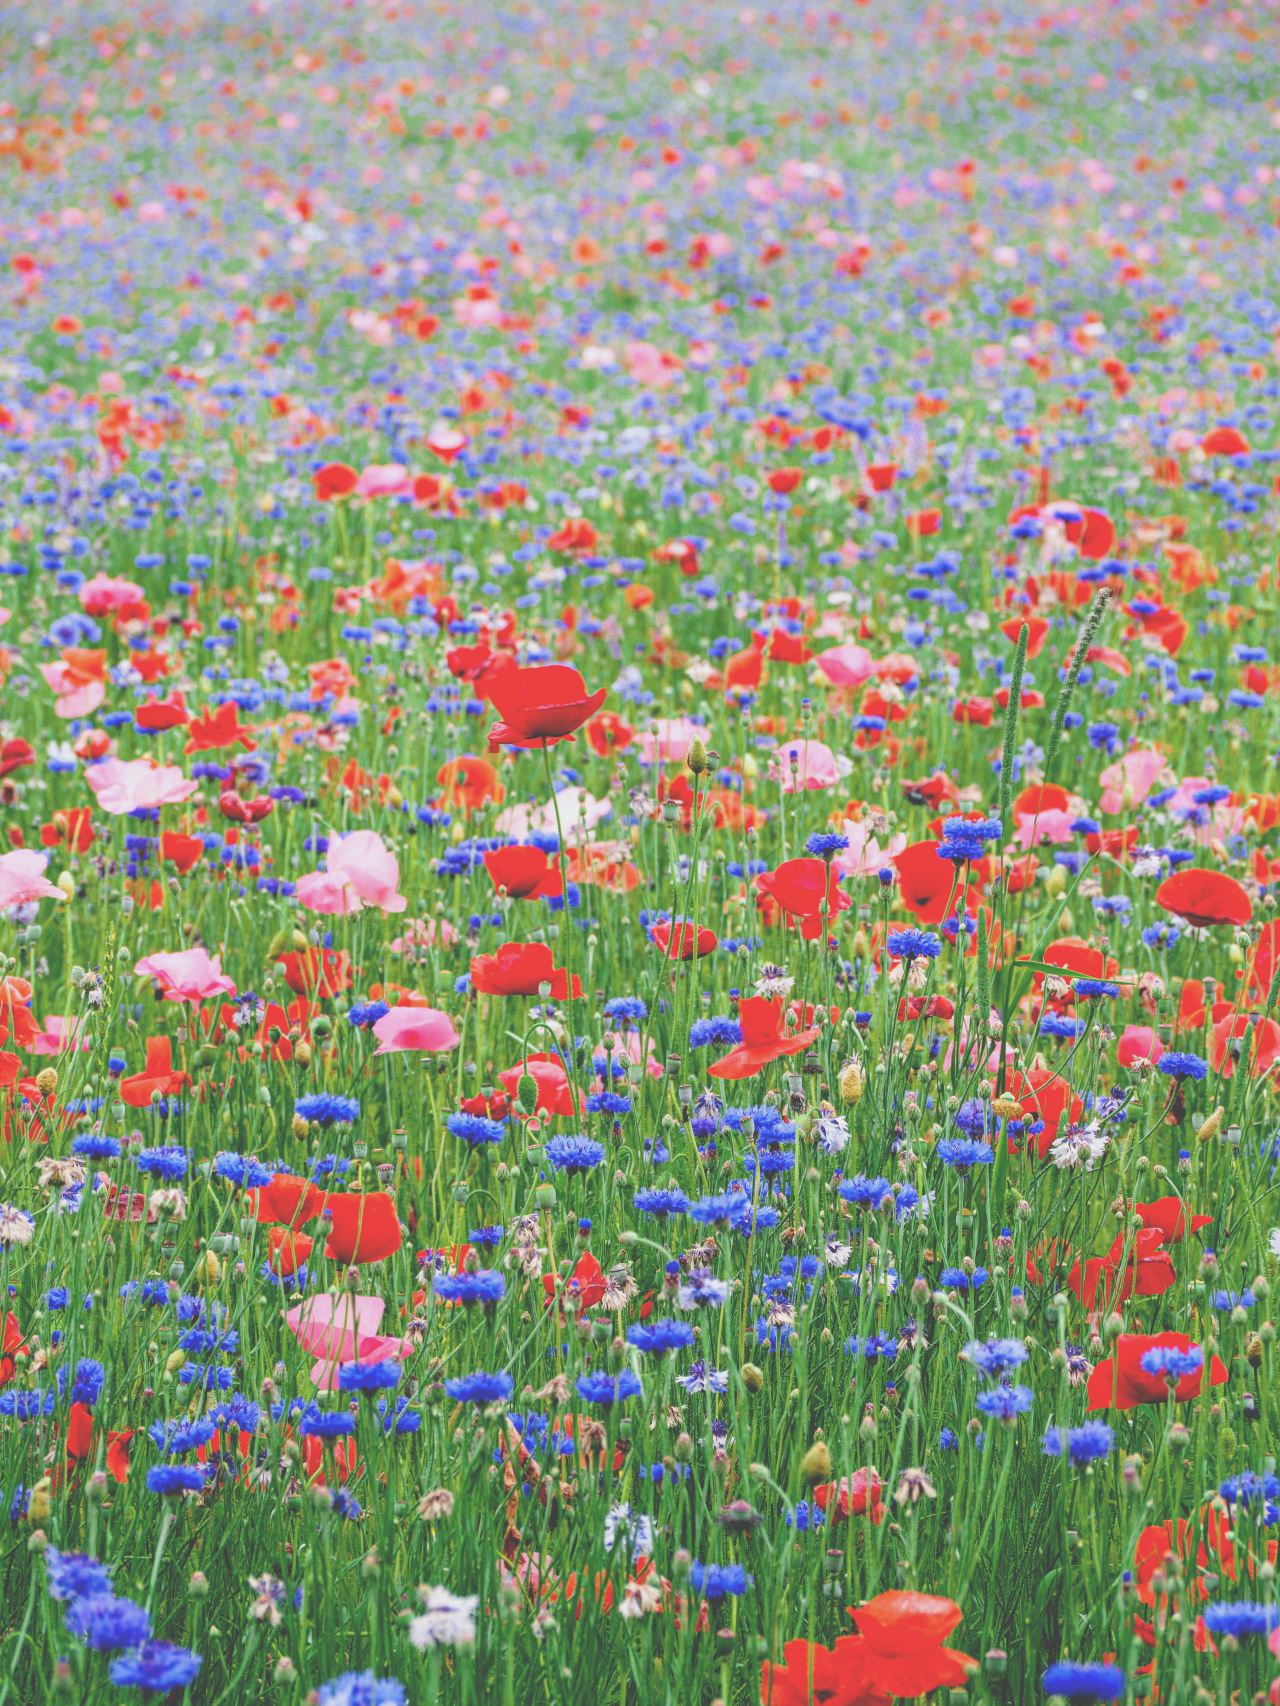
[893,841,963,925]
[0,740,34,779]
[542,1250,607,1312]
[251,1172,326,1229]
[106,1429,133,1484]
[848,1591,975,1696]
[767,468,802,495]
[184,702,256,754]
[437,756,505,812]
[1210,1011,1280,1079]
[900,773,959,810]
[276,948,353,998]
[813,1467,884,1525]
[119,1036,191,1109]
[999,614,1049,658]
[1069,1229,1176,1310]
[761,1635,888,1706]
[41,807,95,854]
[470,942,581,1000]
[650,919,718,959]
[708,996,820,1080]
[585,711,634,755]
[487,664,606,751]
[135,693,189,733]
[498,1052,579,1117]
[323,1191,403,1266]
[483,845,563,901]
[756,858,850,938]
[0,1311,27,1388]
[1087,1331,1228,1412]
[1201,426,1250,457]
[314,462,358,500]
[159,832,203,875]
[1154,867,1252,929]
[1134,1196,1212,1244]
[266,1226,314,1277]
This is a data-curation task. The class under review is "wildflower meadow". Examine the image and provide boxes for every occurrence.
[3,1,1280,1703]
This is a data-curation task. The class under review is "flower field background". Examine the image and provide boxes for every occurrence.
[1,1,1280,1702]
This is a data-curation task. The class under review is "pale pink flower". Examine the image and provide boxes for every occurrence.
[285,1293,412,1392]
[354,463,411,500]
[634,717,703,767]
[79,573,146,616]
[84,758,198,815]
[814,643,875,689]
[494,788,611,839]
[390,918,459,953]
[296,830,407,917]
[832,820,906,880]
[40,661,104,720]
[31,1015,90,1056]
[371,1006,460,1055]
[0,850,62,908]
[1012,808,1078,850]
[1098,748,1168,814]
[769,738,842,793]
[134,947,235,1004]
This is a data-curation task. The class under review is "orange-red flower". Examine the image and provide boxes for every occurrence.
[1154,867,1252,929]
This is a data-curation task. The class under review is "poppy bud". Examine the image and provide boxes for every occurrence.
[838,1058,865,1106]
[800,1440,832,1483]
[517,1072,539,1116]
[740,1363,764,1394]
[687,737,708,776]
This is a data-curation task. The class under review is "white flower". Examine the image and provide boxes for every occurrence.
[0,1204,34,1247]
[1048,1127,1109,1172]
[1269,1227,1280,1262]
[408,1585,478,1650]
[603,1503,654,1561]
[813,1113,850,1155]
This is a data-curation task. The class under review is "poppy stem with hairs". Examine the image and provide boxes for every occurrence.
[542,738,581,1115]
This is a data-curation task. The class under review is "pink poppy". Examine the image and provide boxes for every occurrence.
[832,819,907,880]
[494,787,612,839]
[284,1293,413,1393]
[354,463,412,500]
[84,759,198,815]
[0,849,62,908]
[40,661,104,720]
[634,717,703,767]
[79,573,147,616]
[297,830,407,916]
[1118,1025,1165,1069]
[768,738,842,793]
[31,1016,90,1056]
[371,1006,460,1055]
[134,947,236,1005]
[814,643,875,689]
[1098,749,1168,814]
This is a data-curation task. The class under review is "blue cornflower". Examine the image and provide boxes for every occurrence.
[1041,1661,1125,1701]
[1220,1472,1280,1508]
[786,1500,825,1532]
[804,832,850,858]
[45,1548,113,1602]
[844,1334,897,1362]
[690,1016,743,1049]
[338,1361,402,1394]
[544,1134,605,1173]
[839,1174,892,1209]
[1073,979,1119,1000]
[1040,1014,1085,1040]
[70,1359,105,1407]
[689,1192,752,1227]
[65,1594,153,1651]
[633,1186,689,1219]
[433,1271,506,1308]
[444,1371,513,1406]
[316,1674,408,1706]
[109,1642,203,1694]
[1157,1051,1208,1081]
[213,1152,273,1188]
[446,1112,508,1146]
[145,1464,208,1496]
[603,997,647,1023]
[298,1406,358,1438]
[575,1371,642,1407]
[1139,1346,1203,1382]
[1042,1421,1114,1464]
[975,1384,1033,1421]
[295,1094,360,1126]
[626,1321,696,1355]
[1214,1288,1256,1311]
[72,1134,122,1160]
[135,1146,188,1180]
[935,1138,993,1170]
[964,1339,1029,1378]
[1202,1601,1280,1638]
[886,928,942,960]
[147,1417,216,1455]
[689,1562,751,1600]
